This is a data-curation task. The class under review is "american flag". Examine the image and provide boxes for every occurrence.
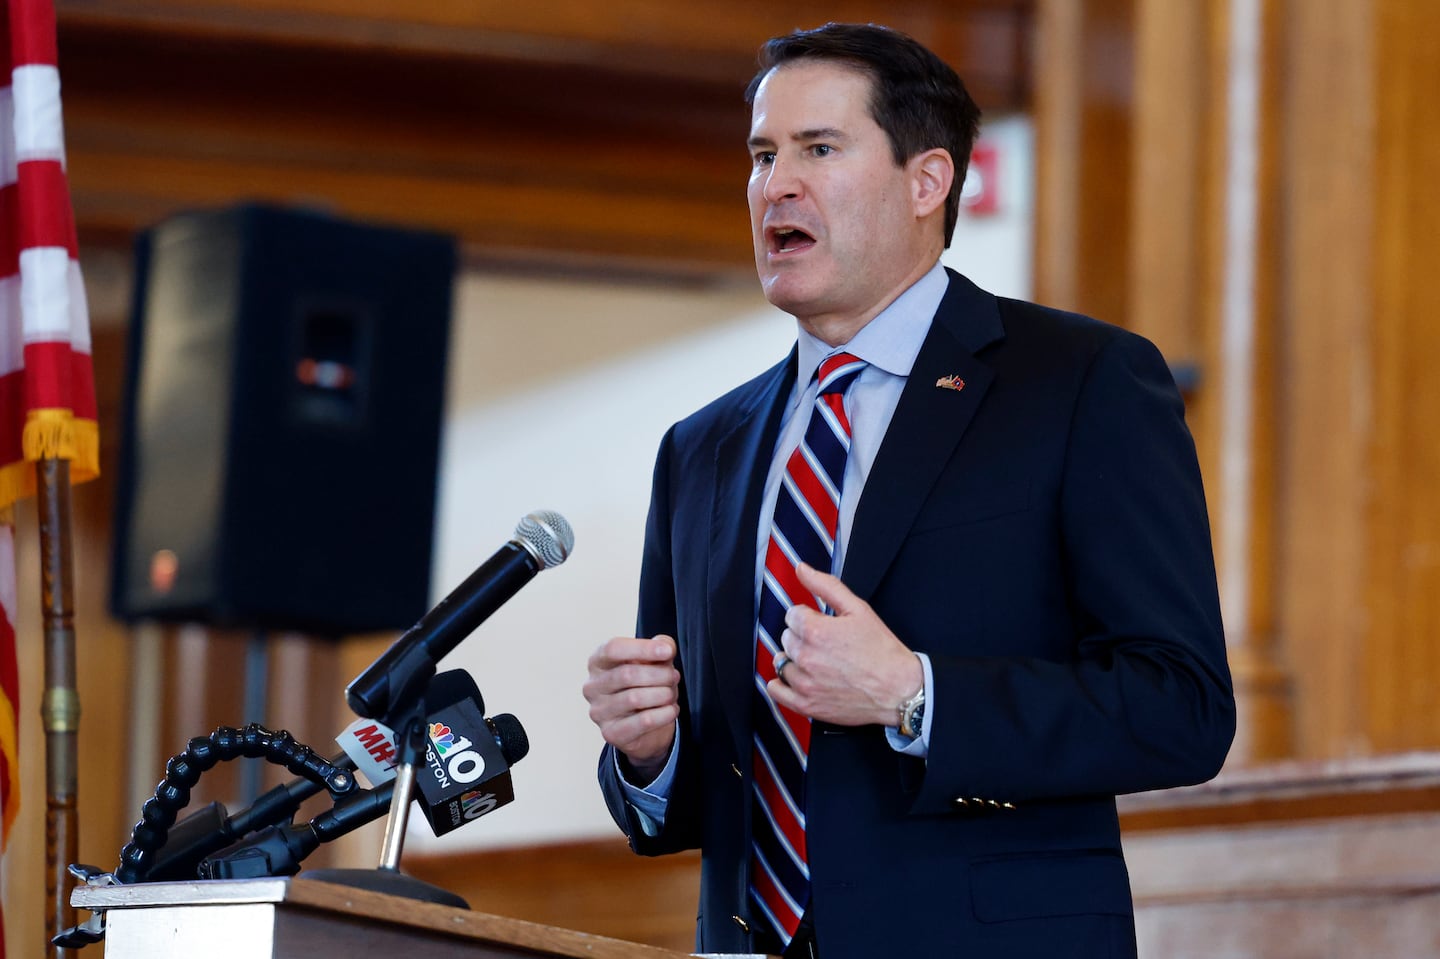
[0,0,99,951]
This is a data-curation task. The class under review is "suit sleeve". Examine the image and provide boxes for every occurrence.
[597,425,706,855]
[907,331,1236,813]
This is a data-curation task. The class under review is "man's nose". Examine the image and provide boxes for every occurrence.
[761,155,802,204]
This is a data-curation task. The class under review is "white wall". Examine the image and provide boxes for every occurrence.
[411,115,1034,851]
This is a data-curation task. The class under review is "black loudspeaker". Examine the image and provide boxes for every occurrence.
[109,204,456,636]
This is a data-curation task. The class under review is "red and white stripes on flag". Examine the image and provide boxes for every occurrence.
[0,2,98,938]
[1,0,98,510]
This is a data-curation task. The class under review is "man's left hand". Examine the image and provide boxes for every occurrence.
[770,562,924,727]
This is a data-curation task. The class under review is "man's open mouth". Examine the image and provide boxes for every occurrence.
[771,227,816,254]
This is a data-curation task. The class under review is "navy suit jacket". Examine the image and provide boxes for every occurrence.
[599,271,1235,958]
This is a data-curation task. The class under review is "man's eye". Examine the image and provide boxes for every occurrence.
[811,144,833,157]
[754,152,776,166]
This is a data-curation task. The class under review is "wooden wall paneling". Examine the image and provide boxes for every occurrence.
[1364,0,1440,752]
[55,3,1033,273]
[1032,0,1135,325]
[1275,0,1374,759]
[56,0,1032,94]
[1121,754,1440,958]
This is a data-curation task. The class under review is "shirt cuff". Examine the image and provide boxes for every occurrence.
[616,720,680,836]
[885,652,933,759]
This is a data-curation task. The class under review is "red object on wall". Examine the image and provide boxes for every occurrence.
[962,141,1000,217]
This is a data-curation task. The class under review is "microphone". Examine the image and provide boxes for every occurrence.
[418,707,528,836]
[198,710,530,878]
[345,510,574,722]
[144,671,482,883]
[338,687,530,836]
[197,781,397,881]
[335,670,483,788]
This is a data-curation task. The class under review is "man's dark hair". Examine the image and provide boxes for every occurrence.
[745,22,982,246]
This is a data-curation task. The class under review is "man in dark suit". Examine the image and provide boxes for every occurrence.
[584,22,1234,959]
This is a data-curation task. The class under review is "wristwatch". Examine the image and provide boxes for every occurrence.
[897,685,926,739]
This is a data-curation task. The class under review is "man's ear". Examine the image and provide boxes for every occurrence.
[910,148,955,220]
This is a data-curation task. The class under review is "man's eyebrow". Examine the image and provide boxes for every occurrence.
[747,127,851,150]
[794,127,848,142]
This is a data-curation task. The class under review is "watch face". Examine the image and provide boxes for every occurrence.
[909,701,925,737]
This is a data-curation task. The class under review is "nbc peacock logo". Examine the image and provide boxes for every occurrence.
[428,721,458,756]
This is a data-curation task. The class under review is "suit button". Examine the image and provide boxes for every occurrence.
[953,797,970,808]
[1001,801,1016,810]
[970,797,985,806]
[731,915,751,933]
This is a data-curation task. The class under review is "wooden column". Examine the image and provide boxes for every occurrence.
[1274,0,1376,759]
[1361,0,1440,751]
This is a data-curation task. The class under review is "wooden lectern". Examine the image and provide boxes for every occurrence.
[73,877,696,959]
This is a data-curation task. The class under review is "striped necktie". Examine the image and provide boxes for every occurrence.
[750,350,866,946]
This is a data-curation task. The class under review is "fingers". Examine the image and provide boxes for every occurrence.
[795,561,863,615]
[584,634,681,768]
[585,635,679,699]
[589,635,676,672]
[773,651,792,685]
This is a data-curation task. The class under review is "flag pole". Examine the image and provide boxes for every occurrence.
[36,457,78,956]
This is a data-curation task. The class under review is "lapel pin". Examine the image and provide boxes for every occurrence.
[935,374,966,392]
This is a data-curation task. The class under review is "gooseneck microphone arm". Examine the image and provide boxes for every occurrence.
[114,724,356,885]
[345,510,573,723]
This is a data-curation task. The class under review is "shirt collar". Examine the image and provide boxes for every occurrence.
[794,260,949,388]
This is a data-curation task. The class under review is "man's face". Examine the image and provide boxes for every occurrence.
[747,60,933,339]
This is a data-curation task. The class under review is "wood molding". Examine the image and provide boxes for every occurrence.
[1119,752,1440,831]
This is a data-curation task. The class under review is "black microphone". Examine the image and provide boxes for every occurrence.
[345,510,574,722]
[339,687,531,836]
[145,671,483,883]
[334,670,483,787]
[415,709,528,835]
[198,781,397,880]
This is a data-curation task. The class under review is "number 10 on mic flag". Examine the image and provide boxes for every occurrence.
[337,698,517,836]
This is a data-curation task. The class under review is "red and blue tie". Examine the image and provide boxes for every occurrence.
[750,351,866,946]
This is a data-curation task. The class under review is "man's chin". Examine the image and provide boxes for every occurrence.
[760,274,828,317]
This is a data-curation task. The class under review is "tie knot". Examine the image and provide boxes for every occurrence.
[816,351,866,396]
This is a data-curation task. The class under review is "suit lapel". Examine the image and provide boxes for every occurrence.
[844,272,1005,602]
[707,352,795,763]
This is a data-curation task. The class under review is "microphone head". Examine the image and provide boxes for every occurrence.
[513,510,574,569]
[488,713,530,765]
[425,669,484,717]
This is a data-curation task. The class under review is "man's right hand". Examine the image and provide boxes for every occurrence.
[584,635,680,783]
